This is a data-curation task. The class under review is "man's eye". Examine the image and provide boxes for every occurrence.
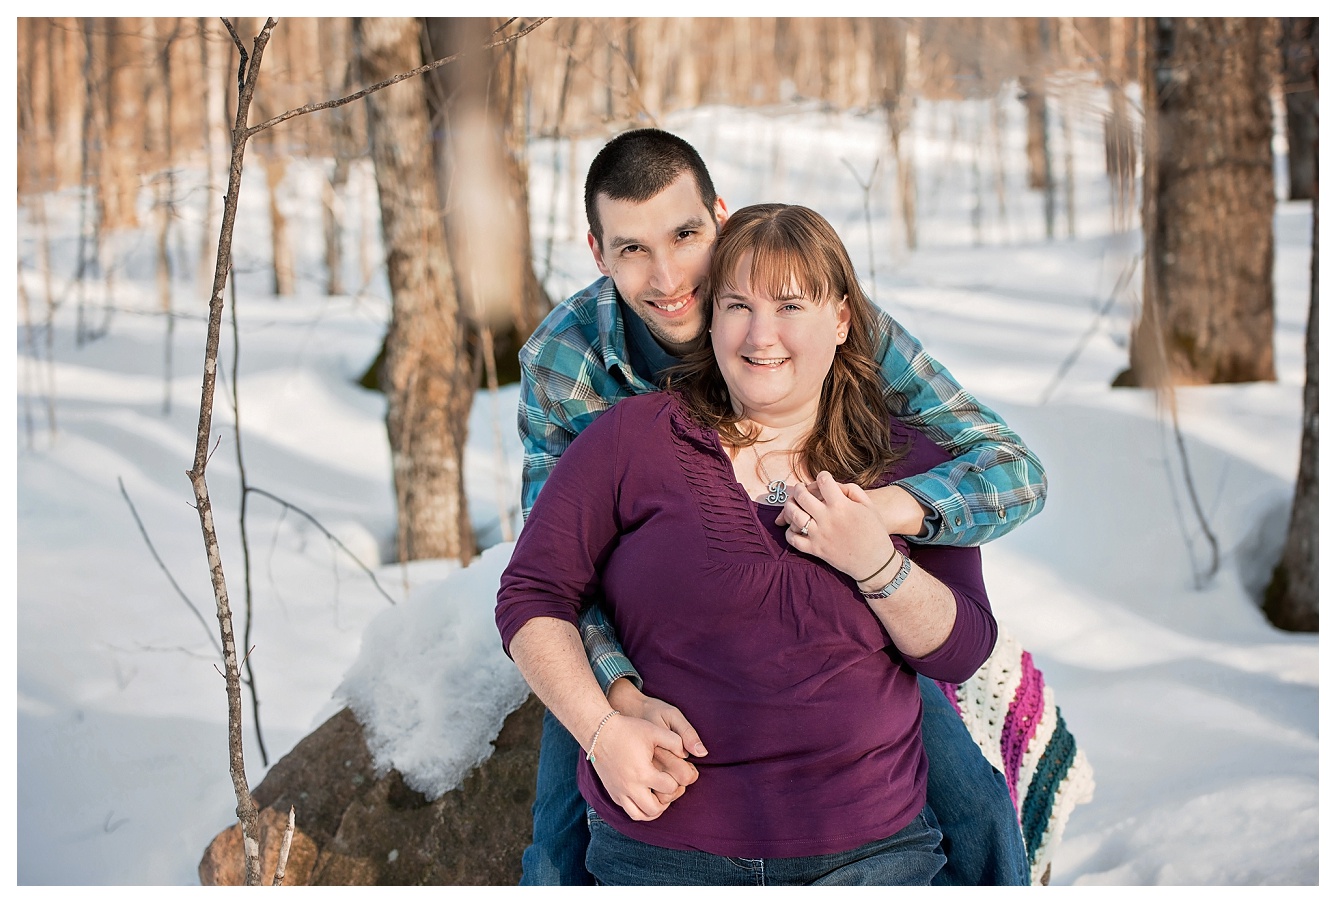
[677,230,696,240]
[621,245,643,255]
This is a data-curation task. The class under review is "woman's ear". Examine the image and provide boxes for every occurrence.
[835,294,852,344]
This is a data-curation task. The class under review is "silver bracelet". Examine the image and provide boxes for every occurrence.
[585,710,620,764]
[861,554,912,600]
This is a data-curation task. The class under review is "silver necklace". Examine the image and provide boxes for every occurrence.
[753,445,796,505]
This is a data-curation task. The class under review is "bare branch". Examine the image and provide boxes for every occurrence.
[189,16,278,887]
[271,806,296,886]
[228,270,269,767]
[221,18,250,97]
[243,18,550,138]
[841,157,881,298]
[1039,254,1140,404]
[1168,405,1221,586]
[246,486,398,607]
[117,477,223,659]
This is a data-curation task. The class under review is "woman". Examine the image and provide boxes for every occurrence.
[496,204,997,885]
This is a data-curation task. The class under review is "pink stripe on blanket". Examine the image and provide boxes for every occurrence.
[1001,651,1045,806]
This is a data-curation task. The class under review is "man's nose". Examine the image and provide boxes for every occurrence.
[649,253,682,294]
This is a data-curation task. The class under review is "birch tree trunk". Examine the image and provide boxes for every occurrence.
[355,16,476,564]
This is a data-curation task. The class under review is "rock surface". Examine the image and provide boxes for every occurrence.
[199,693,543,885]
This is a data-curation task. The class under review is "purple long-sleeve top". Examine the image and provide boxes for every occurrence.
[496,392,996,859]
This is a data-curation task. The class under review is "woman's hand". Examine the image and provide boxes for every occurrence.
[780,473,962,658]
[587,713,696,821]
[779,471,900,582]
[507,618,701,820]
[608,678,709,758]
[607,678,706,806]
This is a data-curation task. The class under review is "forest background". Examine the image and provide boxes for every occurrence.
[12,16,1321,885]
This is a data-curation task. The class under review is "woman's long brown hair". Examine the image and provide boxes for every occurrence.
[665,203,906,487]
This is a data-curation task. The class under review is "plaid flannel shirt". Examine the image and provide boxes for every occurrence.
[517,276,1047,691]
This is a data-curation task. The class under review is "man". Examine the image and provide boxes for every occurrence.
[515,128,1045,885]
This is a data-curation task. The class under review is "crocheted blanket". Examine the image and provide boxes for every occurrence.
[937,625,1095,885]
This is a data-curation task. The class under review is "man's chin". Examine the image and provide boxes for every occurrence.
[645,317,705,354]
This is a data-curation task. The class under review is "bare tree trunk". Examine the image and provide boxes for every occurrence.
[1279,18,1318,201]
[1020,17,1055,238]
[875,19,918,252]
[264,155,295,296]
[423,18,551,380]
[1265,200,1318,630]
[199,17,229,295]
[355,16,476,564]
[1265,63,1318,632]
[1104,17,1138,234]
[319,19,356,298]
[153,20,181,414]
[102,17,144,231]
[38,18,87,191]
[1128,17,1278,387]
[76,18,109,346]
[1056,17,1077,239]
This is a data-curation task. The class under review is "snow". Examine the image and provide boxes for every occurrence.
[11,89,1323,888]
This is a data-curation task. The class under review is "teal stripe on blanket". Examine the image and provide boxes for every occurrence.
[1021,707,1076,866]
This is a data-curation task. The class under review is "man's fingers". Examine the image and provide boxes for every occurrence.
[653,746,699,787]
[661,709,708,758]
[652,783,686,806]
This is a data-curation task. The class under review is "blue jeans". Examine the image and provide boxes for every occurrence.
[919,675,1031,885]
[519,708,596,885]
[585,805,945,885]
[520,675,1030,885]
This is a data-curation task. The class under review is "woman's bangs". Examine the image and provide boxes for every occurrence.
[746,238,830,303]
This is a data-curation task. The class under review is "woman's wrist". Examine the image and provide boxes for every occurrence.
[860,552,913,599]
[855,548,901,588]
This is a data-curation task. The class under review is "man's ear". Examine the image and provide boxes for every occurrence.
[588,231,611,277]
[714,196,730,228]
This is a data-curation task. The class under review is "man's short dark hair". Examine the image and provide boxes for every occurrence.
[584,128,718,247]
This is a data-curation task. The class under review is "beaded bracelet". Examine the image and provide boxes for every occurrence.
[585,710,621,764]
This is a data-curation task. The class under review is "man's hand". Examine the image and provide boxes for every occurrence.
[865,483,929,537]
[587,712,693,822]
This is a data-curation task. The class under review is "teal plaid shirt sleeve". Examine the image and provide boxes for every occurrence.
[873,308,1048,546]
[578,603,641,693]
[517,280,646,691]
